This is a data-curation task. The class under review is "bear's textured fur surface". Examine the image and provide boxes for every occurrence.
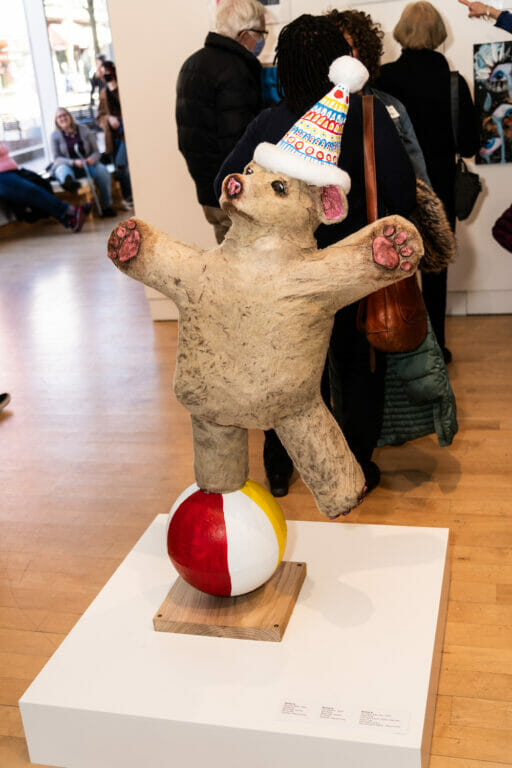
[108,163,423,517]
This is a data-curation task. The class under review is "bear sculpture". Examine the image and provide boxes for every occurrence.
[108,162,423,518]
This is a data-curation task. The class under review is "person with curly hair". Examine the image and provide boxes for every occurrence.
[325,9,430,185]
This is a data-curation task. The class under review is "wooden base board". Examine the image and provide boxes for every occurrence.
[153,561,307,642]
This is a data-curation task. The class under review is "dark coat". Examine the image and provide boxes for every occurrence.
[176,32,262,208]
[378,49,479,224]
[496,10,512,33]
[214,95,417,246]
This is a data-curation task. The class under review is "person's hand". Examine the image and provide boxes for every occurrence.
[86,156,95,166]
[458,0,499,19]
[74,159,84,169]
[108,115,120,130]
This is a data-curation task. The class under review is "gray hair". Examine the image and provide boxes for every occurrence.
[216,0,265,40]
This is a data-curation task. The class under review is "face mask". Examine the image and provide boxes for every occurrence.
[104,73,114,82]
[252,37,265,57]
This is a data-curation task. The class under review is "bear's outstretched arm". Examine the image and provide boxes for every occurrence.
[294,215,424,307]
[107,218,202,302]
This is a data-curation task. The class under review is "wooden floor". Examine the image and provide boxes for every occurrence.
[1,216,512,768]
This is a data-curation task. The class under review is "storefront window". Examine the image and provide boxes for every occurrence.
[43,0,113,110]
[0,0,45,166]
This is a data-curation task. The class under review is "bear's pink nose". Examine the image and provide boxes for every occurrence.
[225,175,243,199]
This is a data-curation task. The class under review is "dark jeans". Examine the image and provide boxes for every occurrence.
[328,303,386,470]
[420,210,454,352]
[113,138,132,201]
[0,170,69,223]
[421,267,447,351]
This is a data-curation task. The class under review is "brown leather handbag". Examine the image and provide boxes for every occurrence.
[357,95,427,354]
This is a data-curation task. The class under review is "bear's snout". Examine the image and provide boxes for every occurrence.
[224,174,244,200]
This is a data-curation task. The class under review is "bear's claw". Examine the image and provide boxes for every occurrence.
[108,219,141,262]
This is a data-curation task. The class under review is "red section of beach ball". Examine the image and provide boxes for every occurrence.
[167,490,231,596]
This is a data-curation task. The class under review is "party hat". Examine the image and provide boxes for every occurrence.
[254,56,368,192]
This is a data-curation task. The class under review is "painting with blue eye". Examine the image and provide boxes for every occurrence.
[474,41,512,164]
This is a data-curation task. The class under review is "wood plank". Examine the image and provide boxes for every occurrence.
[430,757,512,768]
[432,724,512,763]
[450,697,512,732]
[154,561,307,641]
[0,705,24,738]
[439,668,512,702]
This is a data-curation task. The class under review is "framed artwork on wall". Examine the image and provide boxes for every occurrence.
[474,40,512,164]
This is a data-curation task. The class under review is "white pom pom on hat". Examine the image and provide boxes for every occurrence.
[252,55,369,191]
[329,55,369,93]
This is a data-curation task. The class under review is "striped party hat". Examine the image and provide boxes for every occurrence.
[254,56,368,192]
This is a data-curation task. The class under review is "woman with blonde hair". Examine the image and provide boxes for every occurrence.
[378,1,479,363]
[51,107,116,217]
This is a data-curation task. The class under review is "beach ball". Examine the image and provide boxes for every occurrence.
[167,479,287,597]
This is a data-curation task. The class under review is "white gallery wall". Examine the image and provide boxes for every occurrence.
[106,0,512,317]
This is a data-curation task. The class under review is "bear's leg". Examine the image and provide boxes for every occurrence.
[275,399,366,518]
[190,415,249,493]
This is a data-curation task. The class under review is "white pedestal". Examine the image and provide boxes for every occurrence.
[20,517,449,768]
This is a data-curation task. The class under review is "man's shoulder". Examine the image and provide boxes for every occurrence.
[179,32,259,78]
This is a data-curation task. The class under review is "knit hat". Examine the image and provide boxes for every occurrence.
[254,56,368,192]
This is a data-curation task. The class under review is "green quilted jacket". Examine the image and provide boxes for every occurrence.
[378,319,458,447]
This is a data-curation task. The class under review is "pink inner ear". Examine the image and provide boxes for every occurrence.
[321,186,344,220]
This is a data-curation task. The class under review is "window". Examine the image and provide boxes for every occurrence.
[1,0,45,168]
[43,0,113,110]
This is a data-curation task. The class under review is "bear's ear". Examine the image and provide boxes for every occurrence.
[311,185,348,226]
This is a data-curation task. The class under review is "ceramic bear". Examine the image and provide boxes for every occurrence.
[108,162,423,517]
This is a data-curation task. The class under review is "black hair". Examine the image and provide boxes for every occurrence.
[102,60,117,78]
[275,14,352,115]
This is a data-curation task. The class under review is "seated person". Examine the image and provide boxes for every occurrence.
[51,107,116,217]
[0,142,89,232]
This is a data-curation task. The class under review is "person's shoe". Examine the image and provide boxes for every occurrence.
[62,176,81,193]
[362,461,381,494]
[268,474,291,498]
[120,198,134,210]
[442,347,452,364]
[0,393,11,412]
[68,205,89,233]
[101,206,117,217]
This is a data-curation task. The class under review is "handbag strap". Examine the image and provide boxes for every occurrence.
[450,71,460,154]
[362,94,378,223]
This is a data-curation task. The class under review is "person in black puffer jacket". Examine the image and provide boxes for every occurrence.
[176,0,266,243]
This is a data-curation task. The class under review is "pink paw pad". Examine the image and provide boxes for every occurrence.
[108,220,141,262]
[118,229,141,262]
[372,235,400,269]
[373,224,415,271]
